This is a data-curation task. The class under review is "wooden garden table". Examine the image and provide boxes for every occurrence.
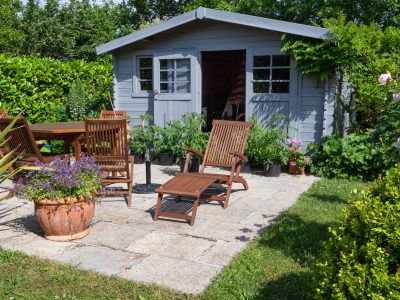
[30,121,85,159]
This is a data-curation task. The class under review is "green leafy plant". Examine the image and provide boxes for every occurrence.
[152,113,209,161]
[128,114,154,155]
[245,115,288,169]
[178,112,209,159]
[312,163,400,299]
[0,54,112,124]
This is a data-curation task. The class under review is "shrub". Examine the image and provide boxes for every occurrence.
[312,164,400,299]
[309,131,400,180]
[245,115,288,169]
[128,114,154,155]
[0,54,111,123]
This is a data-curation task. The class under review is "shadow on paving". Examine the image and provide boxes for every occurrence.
[0,214,43,236]
[258,212,332,267]
[255,270,311,300]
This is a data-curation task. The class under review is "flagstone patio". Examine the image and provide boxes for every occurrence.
[0,164,317,295]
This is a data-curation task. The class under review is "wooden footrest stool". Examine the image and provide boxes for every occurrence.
[153,173,218,226]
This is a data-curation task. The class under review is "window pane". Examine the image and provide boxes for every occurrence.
[253,69,270,80]
[160,82,173,93]
[139,57,152,68]
[140,81,152,91]
[140,69,152,80]
[272,68,290,80]
[160,59,169,69]
[176,70,190,81]
[160,70,174,81]
[254,56,270,67]
[253,82,270,93]
[176,59,190,70]
[159,58,191,94]
[272,55,290,67]
[176,82,190,93]
[271,82,289,93]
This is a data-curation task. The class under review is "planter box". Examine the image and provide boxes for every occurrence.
[133,153,145,164]
[179,157,200,172]
[158,153,174,165]
[264,162,281,177]
[288,161,305,175]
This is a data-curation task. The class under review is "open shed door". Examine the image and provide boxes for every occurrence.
[153,52,198,127]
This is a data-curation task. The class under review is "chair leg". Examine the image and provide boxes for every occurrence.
[154,193,163,221]
[190,197,200,226]
[127,182,133,207]
[223,182,233,209]
[127,160,134,207]
[236,176,249,190]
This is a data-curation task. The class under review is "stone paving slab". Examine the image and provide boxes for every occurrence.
[0,164,318,295]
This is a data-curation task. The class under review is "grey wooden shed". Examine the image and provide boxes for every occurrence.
[96,7,334,147]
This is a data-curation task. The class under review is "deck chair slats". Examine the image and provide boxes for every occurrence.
[0,117,63,166]
[204,121,251,168]
[100,110,127,119]
[85,119,133,206]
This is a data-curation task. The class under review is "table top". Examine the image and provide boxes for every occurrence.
[30,121,85,134]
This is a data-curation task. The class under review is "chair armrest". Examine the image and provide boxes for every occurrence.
[229,151,248,162]
[184,147,204,159]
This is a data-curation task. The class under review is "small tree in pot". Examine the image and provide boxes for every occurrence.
[179,113,208,172]
[129,114,154,163]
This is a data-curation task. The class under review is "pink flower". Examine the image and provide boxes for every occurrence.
[304,157,310,164]
[378,71,392,85]
[289,161,296,167]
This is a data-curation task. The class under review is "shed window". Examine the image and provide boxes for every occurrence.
[138,56,153,91]
[252,55,290,93]
[159,59,190,93]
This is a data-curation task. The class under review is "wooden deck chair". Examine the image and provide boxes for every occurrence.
[0,110,14,172]
[182,120,252,208]
[0,117,66,167]
[100,110,127,119]
[85,119,134,206]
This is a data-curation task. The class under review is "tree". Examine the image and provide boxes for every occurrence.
[0,0,25,54]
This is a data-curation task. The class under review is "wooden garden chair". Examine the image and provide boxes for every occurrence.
[85,118,134,206]
[99,110,127,119]
[0,117,66,167]
[154,120,251,225]
[0,110,14,172]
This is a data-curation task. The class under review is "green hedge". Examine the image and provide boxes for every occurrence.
[0,54,112,123]
[312,164,400,299]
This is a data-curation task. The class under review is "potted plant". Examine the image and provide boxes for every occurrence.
[153,121,181,165]
[129,114,154,164]
[178,113,208,172]
[285,138,311,174]
[246,115,288,176]
[14,156,102,241]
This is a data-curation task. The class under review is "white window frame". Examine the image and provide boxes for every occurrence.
[252,54,291,94]
[159,58,191,94]
[137,55,153,92]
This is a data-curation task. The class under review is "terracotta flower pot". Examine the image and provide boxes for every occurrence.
[288,161,305,175]
[34,197,95,242]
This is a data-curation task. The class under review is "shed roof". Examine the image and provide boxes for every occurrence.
[96,7,330,55]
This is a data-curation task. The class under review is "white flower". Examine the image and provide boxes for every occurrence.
[378,71,392,85]
[395,138,400,149]
[393,93,400,103]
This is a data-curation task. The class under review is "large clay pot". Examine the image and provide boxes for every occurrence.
[34,197,95,242]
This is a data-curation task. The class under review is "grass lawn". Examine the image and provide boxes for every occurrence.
[0,178,369,299]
